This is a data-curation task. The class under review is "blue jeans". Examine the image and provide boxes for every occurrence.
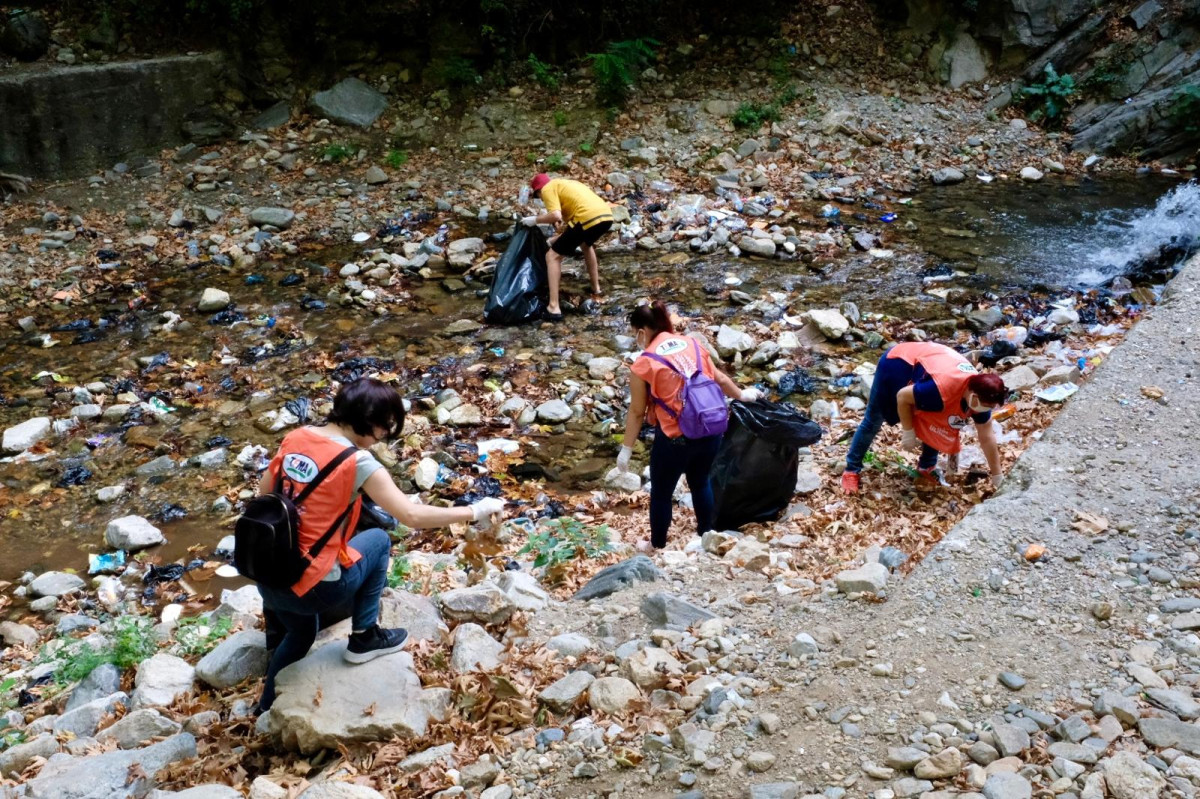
[845,384,939,473]
[256,527,391,710]
[649,430,722,548]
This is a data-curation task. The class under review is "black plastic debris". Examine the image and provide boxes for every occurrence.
[51,319,91,332]
[208,309,246,325]
[777,368,819,396]
[155,504,188,523]
[279,273,303,287]
[141,353,170,374]
[56,465,92,487]
[143,563,185,584]
[331,357,395,384]
[299,296,326,311]
[284,397,311,424]
[205,435,233,448]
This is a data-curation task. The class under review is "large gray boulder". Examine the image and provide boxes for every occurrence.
[195,630,269,689]
[310,78,388,128]
[53,692,128,738]
[66,663,122,710]
[105,515,165,550]
[248,207,295,229]
[133,653,195,708]
[269,645,432,753]
[378,589,447,641]
[3,416,51,452]
[98,708,182,749]
[640,592,718,630]
[30,570,84,598]
[573,556,662,601]
[438,584,516,625]
[24,732,196,798]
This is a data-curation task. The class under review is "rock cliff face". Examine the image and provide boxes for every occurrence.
[891,0,1200,162]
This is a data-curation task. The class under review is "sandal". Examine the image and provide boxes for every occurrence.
[543,311,564,322]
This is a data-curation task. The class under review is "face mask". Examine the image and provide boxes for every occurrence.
[967,395,991,414]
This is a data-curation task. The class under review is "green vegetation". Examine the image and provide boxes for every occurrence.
[387,549,415,590]
[579,141,595,155]
[528,54,560,91]
[436,56,480,87]
[518,517,612,585]
[1170,85,1200,134]
[49,615,157,686]
[173,615,233,656]
[322,142,356,162]
[1022,63,1077,128]
[732,84,804,130]
[545,152,568,170]
[586,38,660,107]
[385,148,409,168]
[553,110,569,127]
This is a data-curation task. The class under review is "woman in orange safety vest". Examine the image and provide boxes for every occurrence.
[841,342,1008,494]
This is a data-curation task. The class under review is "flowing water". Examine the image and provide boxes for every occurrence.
[0,176,1196,585]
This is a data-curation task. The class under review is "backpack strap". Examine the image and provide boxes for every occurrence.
[640,340,700,421]
[288,446,358,507]
[305,495,361,562]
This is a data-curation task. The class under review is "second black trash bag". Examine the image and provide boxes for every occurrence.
[484,225,549,325]
[709,400,824,530]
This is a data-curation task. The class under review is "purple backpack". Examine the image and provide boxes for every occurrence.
[643,338,729,439]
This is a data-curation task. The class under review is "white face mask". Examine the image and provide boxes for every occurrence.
[967,394,992,414]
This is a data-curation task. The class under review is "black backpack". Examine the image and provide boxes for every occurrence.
[234,446,359,589]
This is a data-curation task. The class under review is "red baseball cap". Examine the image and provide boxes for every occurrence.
[530,173,550,192]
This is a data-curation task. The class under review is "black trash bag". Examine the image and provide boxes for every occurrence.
[484,225,549,325]
[709,400,823,530]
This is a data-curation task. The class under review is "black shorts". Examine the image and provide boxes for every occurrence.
[551,219,613,256]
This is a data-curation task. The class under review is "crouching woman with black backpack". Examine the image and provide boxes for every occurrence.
[241,378,505,712]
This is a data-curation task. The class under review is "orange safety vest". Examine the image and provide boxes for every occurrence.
[885,342,979,454]
[630,332,718,439]
[266,427,364,596]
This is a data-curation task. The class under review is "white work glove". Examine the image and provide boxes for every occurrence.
[616,445,633,473]
[740,388,763,403]
[521,216,538,227]
[470,497,506,524]
[900,428,920,451]
[990,473,1003,489]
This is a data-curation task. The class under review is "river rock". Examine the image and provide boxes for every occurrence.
[298,784,387,799]
[738,237,776,258]
[931,167,966,185]
[3,416,51,452]
[586,357,622,380]
[992,722,1031,757]
[133,653,196,708]
[1102,750,1165,798]
[1020,166,1044,182]
[967,307,1004,332]
[451,623,503,672]
[640,592,718,630]
[492,571,549,611]
[23,732,196,798]
[574,555,662,600]
[98,708,182,749]
[439,584,516,625]
[414,457,440,490]
[747,784,800,799]
[622,646,683,689]
[716,325,755,357]
[587,677,640,714]
[195,630,269,688]
[378,589,447,641]
[835,562,889,594]
[197,288,230,312]
[53,692,128,737]
[105,515,165,550]
[535,399,573,423]
[248,207,295,229]
[1146,687,1200,719]
[0,733,58,779]
[1138,717,1200,754]
[725,537,770,572]
[66,663,122,710]
[802,309,850,339]
[270,646,430,753]
[546,632,593,657]
[982,772,1032,799]
[364,166,388,185]
[30,570,84,597]
[310,78,388,128]
[1001,365,1040,392]
[539,670,594,713]
[0,620,38,648]
[914,748,964,779]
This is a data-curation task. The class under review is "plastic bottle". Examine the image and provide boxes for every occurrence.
[518,186,531,205]
[821,204,840,218]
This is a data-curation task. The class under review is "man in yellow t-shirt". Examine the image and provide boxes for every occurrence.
[521,173,614,321]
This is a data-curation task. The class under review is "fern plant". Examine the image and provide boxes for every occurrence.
[1022,63,1077,128]
[586,38,659,107]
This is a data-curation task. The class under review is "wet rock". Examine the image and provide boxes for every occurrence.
[573,555,661,601]
[31,570,84,597]
[492,571,549,611]
[640,592,718,630]
[622,646,683,689]
[22,732,196,799]
[539,670,594,713]
[535,399,573,423]
[0,620,38,648]
[197,288,230,312]
[378,590,446,641]
[802,309,850,339]
[133,653,196,708]
[105,515,165,550]
[3,416,51,452]
[439,584,516,625]
[0,733,58,778]
[248,207,295,229]
[98,708,182,749]
[270,647,429,753]
[310,78,388,128]
[136,455,178,477]
[451,623,503,672]
[195,630,269,689]
[836,562,889,594]
[1020,167,1044,182]
[932,167,966,185]
[70,404,102,420]
[587,676,640,714]
[738,237,776,258]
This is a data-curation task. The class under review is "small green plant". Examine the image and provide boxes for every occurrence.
[528,53,559,91]
[50,615,157,685]
[387,550,414,590]
[545,151,567,170]
[518,517,612,585]
[525,152,539,164]
[385,148,409,168]
[553,109,569,127]
[173,615,233,656]
[578,140,595,155]
[438,56,479,88]
[1170,85,1200,134]
[322,142,355,162]
[732,101,782,130]
[1021,63,1077,128]
[586,38,659,107]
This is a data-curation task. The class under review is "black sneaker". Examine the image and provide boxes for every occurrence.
[344,625,409,664]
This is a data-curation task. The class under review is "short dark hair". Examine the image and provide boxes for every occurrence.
[327,378,406,441]
[968,373,1008,406]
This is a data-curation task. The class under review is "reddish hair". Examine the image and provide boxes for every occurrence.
[968,373,1007,406]
[629,300,674,339]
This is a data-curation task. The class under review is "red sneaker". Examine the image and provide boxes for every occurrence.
[841,471,860,494]
[916,467,943,487]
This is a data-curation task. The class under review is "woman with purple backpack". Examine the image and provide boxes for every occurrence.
[617,301,762,551]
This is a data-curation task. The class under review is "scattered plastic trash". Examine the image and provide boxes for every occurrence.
[777,368,819,396]
[89,550,126,574]
[143,563,186,585]
[147,396,175,415]
[245,274,265,285]
[1034,383,1078,403]
[477,439,521,456]
[352,232,372,243]
[880,212,897,223]
[987,326,1028,347]
[821,204,840,218]
[279,273,303,287]
[57,464,92,487]
[215,564,240,578]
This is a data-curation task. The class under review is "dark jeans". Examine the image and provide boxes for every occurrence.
[845,382,939,473]
[649,429,722,548]
[256,527,391,711]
